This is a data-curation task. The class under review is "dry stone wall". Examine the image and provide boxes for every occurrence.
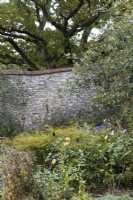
[0,68,93,132]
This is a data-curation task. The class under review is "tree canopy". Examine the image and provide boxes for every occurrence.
[0,0,117,70]
[75,1,133,131]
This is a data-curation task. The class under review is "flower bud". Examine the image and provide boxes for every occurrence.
[51,159,57,165]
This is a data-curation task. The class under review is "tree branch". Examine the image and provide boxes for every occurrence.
[0,30,38,44]
[81,13,100,28]
[66,12,101,38]
[32,1,63,32]
[31,0,49,8]
[35,4,46,30]
[80,28,91,51]
[66,0,84,21]
[6,38,39,70]
[0,26,52,69]
[0,25,46,44]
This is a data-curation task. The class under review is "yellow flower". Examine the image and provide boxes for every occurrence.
[51,159,57,165]
[64,142,70,147]
[65,137,71,142]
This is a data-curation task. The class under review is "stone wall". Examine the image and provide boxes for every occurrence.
[0,68,93,132]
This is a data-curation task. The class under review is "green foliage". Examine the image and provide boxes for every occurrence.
[0,112,21,137]
[75,5,133,132]
[121,100,133,133]
[0,64,28,70]
[21,197,36,200]
[93,194,132,200]
[10,124,87,164]
[0,0,126,70]
[1,148,43,200]
[34,139,88,199]
[9,124,133,192]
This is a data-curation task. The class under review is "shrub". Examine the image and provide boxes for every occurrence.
[74,9,133,132]
[9,125,133,191]
[1,148,44,200]
[10,124,87,164]
[33,137,88,200]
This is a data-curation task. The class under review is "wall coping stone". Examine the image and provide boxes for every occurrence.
[0,67,72,76]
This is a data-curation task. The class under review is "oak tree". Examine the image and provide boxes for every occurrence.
[0,0,114,70]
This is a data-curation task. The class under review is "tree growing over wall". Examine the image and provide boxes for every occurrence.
[75,2,133,131]
[0,0,118,70]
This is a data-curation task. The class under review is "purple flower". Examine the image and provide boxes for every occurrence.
[95,125,104,130]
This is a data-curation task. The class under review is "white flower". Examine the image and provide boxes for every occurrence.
[110,130,114,135]
[104,135,108,140]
